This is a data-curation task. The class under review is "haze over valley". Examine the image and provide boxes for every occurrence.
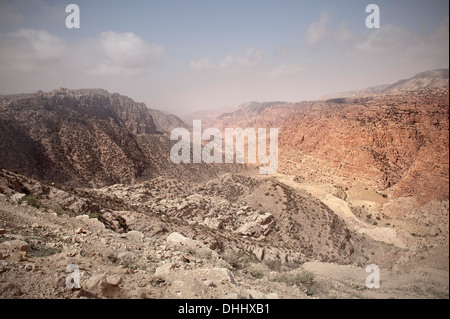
[0,0,448,300]
[0,69,448,299]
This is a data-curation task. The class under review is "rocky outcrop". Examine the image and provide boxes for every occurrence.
[0,88,244,187]
[279,90,449,207]
[209,88,448,209]
[383,69,449,92]
[147,108,187,133]
[0,88,156,187]
[321,69,449,99]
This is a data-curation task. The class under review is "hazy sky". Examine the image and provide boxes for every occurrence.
[0,0,448,115]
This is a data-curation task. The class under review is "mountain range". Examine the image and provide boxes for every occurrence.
[321,69,449,99]
[0,69,448,299]
[0,88,243,187]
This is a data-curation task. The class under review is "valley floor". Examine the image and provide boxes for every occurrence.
[0,171,448,299]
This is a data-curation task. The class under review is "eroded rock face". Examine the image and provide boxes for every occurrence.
[213,89,448,208]
[0,88,248,188]
[0,88,156,187]
[147,108,187,133]
[279,90,449,206]
[92,173,365,265]
[0,74,448,299]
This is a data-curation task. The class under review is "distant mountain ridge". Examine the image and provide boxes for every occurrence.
[321,69,449,99]
[0,88,241,187]
[147,108,187,133]
[193,70,449,208]
[384,69,449,92]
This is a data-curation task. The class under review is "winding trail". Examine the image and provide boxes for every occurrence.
[271,173,406,248]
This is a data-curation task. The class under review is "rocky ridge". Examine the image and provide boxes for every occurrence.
[0,167,447,298]
[0,88,245,188]
[0,69,448,299]
[321,69,449,99]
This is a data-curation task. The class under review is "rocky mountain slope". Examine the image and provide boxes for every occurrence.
[0,88,155,187]
[0,88,243,188]
[1,167,447,298]
[321,69,448,99]
[194,79,449,215]
[147,108,187,133]
[279,90,449,207]
[383,69,449,92]
[0,70,448,299]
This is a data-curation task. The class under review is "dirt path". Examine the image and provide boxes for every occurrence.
[271,173,407,248]
[300,261,449,299]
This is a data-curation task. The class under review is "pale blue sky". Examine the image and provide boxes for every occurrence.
[0,0,448,114]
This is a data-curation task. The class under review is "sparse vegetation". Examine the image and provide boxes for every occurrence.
[222,249,255,270]
[264,260,282,271]
[88,211,100,219]
[271,270,320,296]
[24,195,42,208]
[53,205,67,216]
[248,269,264,279]
[27,242,62,258]
[146,256,158,263]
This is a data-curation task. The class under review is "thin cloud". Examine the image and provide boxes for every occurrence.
[0,29,66,72]
[270,63,303,77]
[305,10,331,47]
[351,21,449,70]
[304,10,448,73]
[90,31,167,75]
[305,10,354,48]
[190,47,263,73]
[0,29,167,76]
[189,57,215,71]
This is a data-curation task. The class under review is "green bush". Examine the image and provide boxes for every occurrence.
[88,211,100,219]
[249,269,264,279]
[53,205,66,216]
[25,195,41,208]
[28,242,62,258]
[222,249,255,270]
[271,270,320,296]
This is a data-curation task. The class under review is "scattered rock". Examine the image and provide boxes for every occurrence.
[203,280,216,287]
[236,222,264,237]
[155,263,178,276]
[11,193,26,203]
[202,217,224,230]
[251,213,274,225]
[9,251,27,262]
[117,251,135,263]
[106,275,122,287]
[24,263,35,271]
[253,247,265,261]
[75,214,105,230]
[1,283,23,296]
[246,289,267,299]
[126,230,144,241]
[0,240,29,253]
[222,293,246,299]
[84,273,122,298]
[166,232,190,245]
